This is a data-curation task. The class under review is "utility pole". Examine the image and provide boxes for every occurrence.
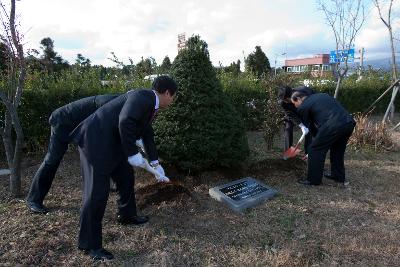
[242,50,246,72]
[274,52,286,76]
[357,47,364,79]
[177,33,186,52]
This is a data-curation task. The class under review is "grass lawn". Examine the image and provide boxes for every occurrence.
[0,129,399,266]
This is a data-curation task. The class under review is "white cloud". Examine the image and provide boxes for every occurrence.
[8,0,397,68]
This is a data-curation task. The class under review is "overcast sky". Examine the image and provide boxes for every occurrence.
[12,0,400,67]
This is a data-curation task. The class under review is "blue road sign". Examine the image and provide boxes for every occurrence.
[330,49,355,63]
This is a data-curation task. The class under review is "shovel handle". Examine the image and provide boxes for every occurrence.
[297,132,306,145]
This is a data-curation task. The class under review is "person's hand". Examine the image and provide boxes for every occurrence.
[128,153,145,168]
[154,164,165,177]
[135,139,144,150]
[155,173,170,183]
[299,123,309,135]
[151,162,169,182]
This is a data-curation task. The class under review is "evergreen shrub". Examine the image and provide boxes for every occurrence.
[153,36,249,172]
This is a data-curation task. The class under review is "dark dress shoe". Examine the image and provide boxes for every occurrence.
[324,171,336,180]
[324,172,346,184]
[79,247,114,260]
[297,179,321,186]
[117,215,149,225]
[26,201,49,214]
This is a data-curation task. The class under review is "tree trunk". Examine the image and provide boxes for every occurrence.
[382,23,398,122]
[10,164,21,197]
[1,105,24,197]
[383,85,399,123]
[10,124,23,197]
[265,134,274,150]
[0,0,26,197]
[2,112,13,167]
[389,27,398,81]
[334,75,342,99]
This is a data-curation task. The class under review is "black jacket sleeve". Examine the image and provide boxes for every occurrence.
[141,125,158,161]
[297,103,311,129]
[280,101,302,125]
[118,94,153,158]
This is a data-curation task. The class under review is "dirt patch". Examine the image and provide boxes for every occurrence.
[136,181,193,209]
[0,129,399,266]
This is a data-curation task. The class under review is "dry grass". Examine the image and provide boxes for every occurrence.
[0,130,399,266]
[349,113,397,151]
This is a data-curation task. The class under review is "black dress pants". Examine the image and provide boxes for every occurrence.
[307,122,355,184]
[78,148,136,250]
[284,120,294,151]
[27,129,68,204]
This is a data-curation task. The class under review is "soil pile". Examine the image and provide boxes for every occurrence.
[136,181,192,208]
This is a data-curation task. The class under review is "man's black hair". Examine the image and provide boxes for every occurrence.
[291,91,308,102]
[152,75,177,96]
[278,86,293,100]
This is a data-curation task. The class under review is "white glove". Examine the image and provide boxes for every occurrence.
[135,139,144,150]
[153,164,165,177]
[299,123,309,135]
[151,162,169,183]
[155,173,170,183]
[128,152,146,168]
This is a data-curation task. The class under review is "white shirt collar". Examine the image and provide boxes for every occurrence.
[152,90,159,109]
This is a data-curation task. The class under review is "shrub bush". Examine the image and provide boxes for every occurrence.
[310,74,398,113]
[153,35,249,172]
[8,68,151,150]
[262,73,299,148]
[218,72,265,130]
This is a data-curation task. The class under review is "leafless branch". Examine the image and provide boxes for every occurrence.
[317,0,365,98]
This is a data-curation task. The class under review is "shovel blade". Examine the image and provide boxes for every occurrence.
[283,146,301,159]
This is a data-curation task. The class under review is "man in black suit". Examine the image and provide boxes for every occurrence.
[291,92,356,186]
[26,94,119,213]
[71,75,177,260]
[278,86,315,154]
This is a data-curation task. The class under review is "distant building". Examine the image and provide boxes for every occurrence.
[283,54,332,77]
[144,74,169,81]
[177,33,186,52]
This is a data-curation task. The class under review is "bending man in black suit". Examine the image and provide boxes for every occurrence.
[71,75,177,260]
[291,91,356,186]
[26,94,119,213]
[278,85,315,154]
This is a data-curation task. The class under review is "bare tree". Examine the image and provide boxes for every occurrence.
[317,0,366,98]
[0,0,26,197]
[373,0,399,123]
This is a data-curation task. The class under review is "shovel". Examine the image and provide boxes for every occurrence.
[283,132,306,160]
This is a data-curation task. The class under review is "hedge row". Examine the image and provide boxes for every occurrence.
[220,74,399,130]
[314,77,399,113]
[218,72,265,130]
[1,70,398,152]
[1,69,151,150]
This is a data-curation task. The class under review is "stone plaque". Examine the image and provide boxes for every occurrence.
[0,169,10,176]
[209,177,278,213]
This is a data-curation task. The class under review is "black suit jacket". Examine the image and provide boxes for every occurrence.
[71,89,158,173]
[50,94,119,141]
[297,93,355,134]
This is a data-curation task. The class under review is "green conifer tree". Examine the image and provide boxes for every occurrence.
[154,35,249,172]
